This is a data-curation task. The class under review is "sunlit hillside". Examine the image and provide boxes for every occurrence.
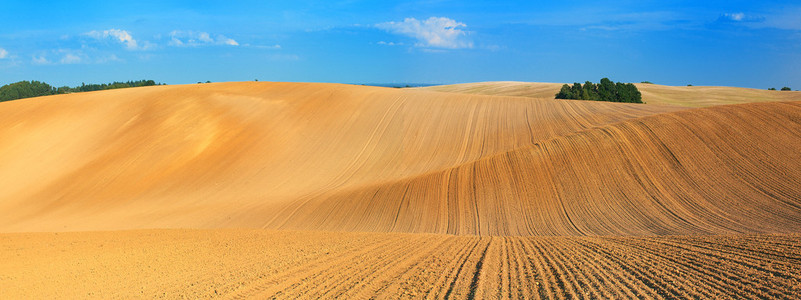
[2,82,800,298]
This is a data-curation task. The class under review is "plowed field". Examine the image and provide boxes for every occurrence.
[420,81,801,107]
[2,230,799,299]
[1,82,800,298]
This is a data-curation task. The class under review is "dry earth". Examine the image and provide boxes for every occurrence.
[2,230,800,299]
[1,81,801,298]
[420,81,801,107]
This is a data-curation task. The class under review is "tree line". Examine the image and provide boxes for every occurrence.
[556,78,643,103]
[0,80,163,103]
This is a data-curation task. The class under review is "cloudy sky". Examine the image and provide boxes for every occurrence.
[0,0,799,88]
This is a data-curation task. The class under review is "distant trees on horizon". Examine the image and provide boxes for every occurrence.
[555,78,643,103]
[0,81,55,102]
[0,80,162,103]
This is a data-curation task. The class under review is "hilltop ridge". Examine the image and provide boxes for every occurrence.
[418,81,801,107]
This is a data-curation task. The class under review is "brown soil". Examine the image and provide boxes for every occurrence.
[1,82,800,298]
[1,229,799,299]
[418,81,801,107]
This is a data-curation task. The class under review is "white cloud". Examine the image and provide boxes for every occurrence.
[221,38,239,46]
[376,17,473,49]
[197,32,213,43]
[169,31,239,47]
[87,29,141,50]
[246,44,281,49]
[724,13,745,21]
[26,47,126,66]
[32,55,49,65]
[0,48,8,59]
[96,54,122,63]
[60,53,82,64]
[718,12,764,24]
[377,41,403,46]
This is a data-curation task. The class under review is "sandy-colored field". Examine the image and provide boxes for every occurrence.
[417,81,566,99]
[2,230,800,299]
[1,81,801,298]
[420,81,801,107]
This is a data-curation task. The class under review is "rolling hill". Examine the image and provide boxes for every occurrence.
[1,82,799,235]
[1,81,800,298]
[0,82,683,233]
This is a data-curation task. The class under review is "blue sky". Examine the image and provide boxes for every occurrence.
[0,0,799,89]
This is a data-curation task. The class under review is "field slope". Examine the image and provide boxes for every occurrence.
[1,81,800,298]
[419,81,801,107]
[1,82,799,235]
[0,82,687,233]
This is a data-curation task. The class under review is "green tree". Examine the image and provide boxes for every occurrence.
[0,79,163,102]
[571,83,583,100]
[597,78,615,102]
[615,82,629,102]
[781,87,791,91]
[56,86,72,94]
[555,84,572,99]
[629,83,642,103]
[554,78,643,104]
[583,81,598,100]
[0,81,55,102]
[579,88,590,100]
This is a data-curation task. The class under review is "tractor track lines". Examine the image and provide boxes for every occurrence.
[3,83,801,299]
[3,230,801,298]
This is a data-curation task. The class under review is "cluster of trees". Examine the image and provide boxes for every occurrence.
[555,78,643,103]
[0,80,162,102]
[0,81,56,102]
[60,80,160,94]
[769,87,793,91]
